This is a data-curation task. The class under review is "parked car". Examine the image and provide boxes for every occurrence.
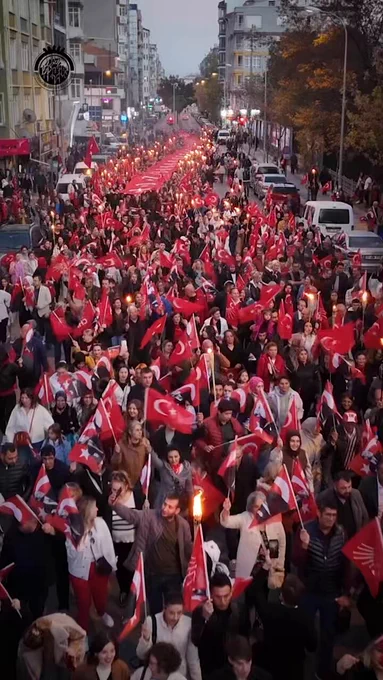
[343,231,383,272]
[250,163,281,191]
[55,174,87,201]
[74,161,98,176]
[0,223,43,258]
[267,183,300,212]
[217,129,231,144]
[303,200,354,237]
[254,173,287,198]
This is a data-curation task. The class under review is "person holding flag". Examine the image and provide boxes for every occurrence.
[109,470,145,607]
[110,489,192,616]
[151,447,194,512]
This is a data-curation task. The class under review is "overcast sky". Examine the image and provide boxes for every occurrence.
[138,0,218,76]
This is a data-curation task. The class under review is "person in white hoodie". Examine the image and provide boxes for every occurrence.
[136,592,201,680]
[131,642,187,680]
[267,375,304,432]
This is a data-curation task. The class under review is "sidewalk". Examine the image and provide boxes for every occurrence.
[248,147,366,229]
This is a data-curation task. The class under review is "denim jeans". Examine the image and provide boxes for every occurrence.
[302,592,339,677]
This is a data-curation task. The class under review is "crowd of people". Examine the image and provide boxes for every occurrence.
[0,127,383,680]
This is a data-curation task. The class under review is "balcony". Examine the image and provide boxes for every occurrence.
[67,24,83,40]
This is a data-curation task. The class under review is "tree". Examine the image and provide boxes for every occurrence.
[200,47,219,78]
[347,87,383,166]
[157,77,195,113]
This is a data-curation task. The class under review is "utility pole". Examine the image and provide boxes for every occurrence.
[263,65,268,162]
[248,27,255,111]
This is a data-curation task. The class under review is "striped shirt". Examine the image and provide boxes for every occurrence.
[112,493,136,543]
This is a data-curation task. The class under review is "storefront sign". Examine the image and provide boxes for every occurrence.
[0,138,31,158]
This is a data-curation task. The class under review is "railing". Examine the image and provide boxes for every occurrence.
[328,169,356,196]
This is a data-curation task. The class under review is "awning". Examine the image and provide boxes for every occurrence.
[0,138,31,158]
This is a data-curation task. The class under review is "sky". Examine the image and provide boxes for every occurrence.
[137,0,218,76]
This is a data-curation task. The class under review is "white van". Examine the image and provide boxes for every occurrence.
[217,129,231,144]
[74,161,98,176]
[55,174,87,201]
[303,200,354,237]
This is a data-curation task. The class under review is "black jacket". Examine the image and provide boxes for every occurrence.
[359,475,379,519]
[0,525,55,599]
[293,520,346,596]
[191,602,248,677]
[32,459,71,501]
[0,460,32,500]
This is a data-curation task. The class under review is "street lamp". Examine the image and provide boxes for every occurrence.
[172,82,178,123]
[305,6,348,188]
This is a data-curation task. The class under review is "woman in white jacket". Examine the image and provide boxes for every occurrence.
[5,388,54,453]
[220,490,286,588]
[43,495,116,632]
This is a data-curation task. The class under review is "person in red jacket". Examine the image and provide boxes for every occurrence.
[256,341,286,393]
[195,399,244,475]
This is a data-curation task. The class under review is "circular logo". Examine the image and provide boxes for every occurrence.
[34,46,74,91]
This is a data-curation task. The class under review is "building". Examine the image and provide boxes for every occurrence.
[0,0,58,165]
[127,3,141,108]
[140,27,150,104]
[83,41,124,137]
[218,0,308,109]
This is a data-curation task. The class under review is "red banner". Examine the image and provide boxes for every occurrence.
[0,138,31,158]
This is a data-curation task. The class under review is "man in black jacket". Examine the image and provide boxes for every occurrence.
[251,574,317,680]
[293,500,350,679]
[0,444,32,501]
[191,573,248,679]
[359,456,383,519]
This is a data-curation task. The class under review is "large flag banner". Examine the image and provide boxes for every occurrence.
[343,518,383,596]
[183,523,210,612]
[119,552,146,640]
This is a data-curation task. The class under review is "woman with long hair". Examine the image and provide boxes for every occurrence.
[165,312,187,344]
[5,387,53,456]
[43,496,116,633]
[125,399,144,426]
[151,447,193,511]
[110,298,127,347]
[109,470,145,606]
[75,392,98,429]
[114,365,131,409]
[220,330,245,371]
[112,420,151,488]
[73,631,130,680]
[288,347,321,419]
[51,390,79,442]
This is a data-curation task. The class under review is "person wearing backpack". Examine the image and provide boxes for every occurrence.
[136,592,201,680]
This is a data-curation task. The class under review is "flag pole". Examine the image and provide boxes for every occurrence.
[141,552,148,619]
[283,464,304,530]
[100,398,118,446]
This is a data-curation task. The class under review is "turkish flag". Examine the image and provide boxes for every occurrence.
[69,419,105,473]
[140,454,152,497]
[316,323,355,355]
[250,467,296,527]
[218,441,238,479]
[364,318,383,350]
[349,420,382,477]
[167,295,205,318]
[193,472,225,519]
[290,459,317,522]
[232,386,249,414]
[159,251,174,269]
[183,524,210,612]
[280,398,300,443]
[343,518,383,596]
[73,300,96,338]
[46,254,70,281]
[216,248,235,267]
[0,495,40,524]
[32,464,51,500]
[84,135,100,168]
[237,424,273,461]
[352,250,362,268]
[168,332,193,366]
[50,310,74,342]
[277,299,293,340]
[145,388,194,434]
[97,290,113,327]
[35,372,54,407]
[98,253,123,270]
[238,284,283,325]
[94,381,126,442]
[232,577,253,599]
[187,315,200,350]
[119,553,146,640]
[140,315,166,349]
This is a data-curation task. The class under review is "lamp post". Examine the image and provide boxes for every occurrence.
[172,83,178,124]
[305,7,348,189]
[263,62,268,162]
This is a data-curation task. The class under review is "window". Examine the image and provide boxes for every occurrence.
[237,75,243,86]
[237,14,243,26]
[269,0,275,5]
[70,42,81,61]
[119,5,127,15]
[0,94,4,125]
[244,56,250,70]
[20,0,28,18]
[69,6,80,27]
[31,0,39,24]
[235,35,243,49]
[237,55,243,66]
[21,42,29,71]
[10,39,17,69]
[0,35,3,69]
[10,92,20,125]
[71,77,81,98]
[24,90,32,111]
[32,43,39,67]
[9,0,15,12]
[247,15,262,29]
[253,56,262,70]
